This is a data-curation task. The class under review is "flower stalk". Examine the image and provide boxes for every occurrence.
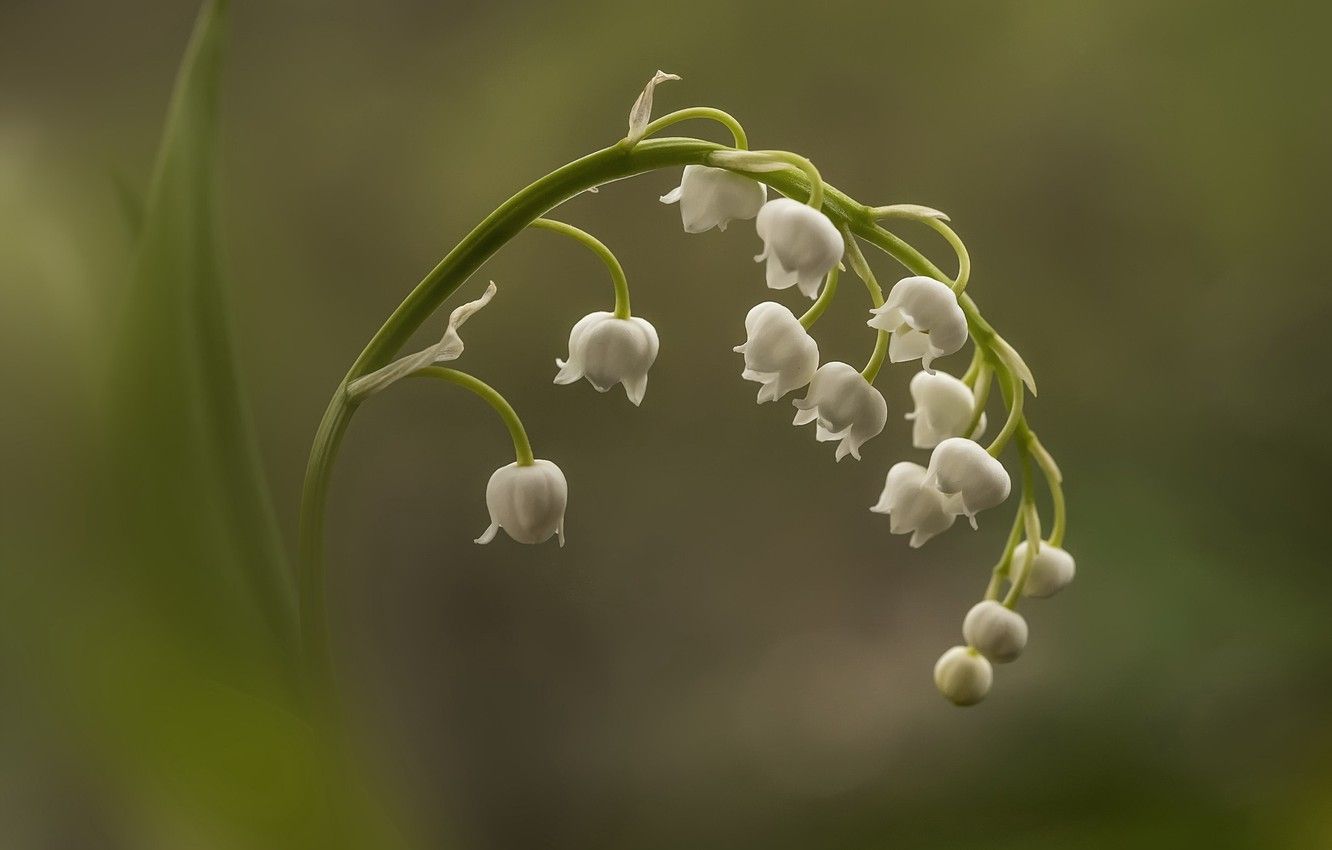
[797,267,839,329]
[530,217,633,319]
[409,367,534,466]
[641,106,749,149]
[842,232,889,384]
[299,86,1070,709]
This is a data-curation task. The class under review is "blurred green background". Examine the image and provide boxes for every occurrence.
[3,0,1331,848]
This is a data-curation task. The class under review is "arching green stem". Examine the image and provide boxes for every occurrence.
[798,267,839,329]
[409,367,533,466]
[641,106,749,149]
[530,218,631,319]
[298,134,1060,691]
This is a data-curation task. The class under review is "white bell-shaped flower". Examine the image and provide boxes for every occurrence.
[733,301,819,403]
[791,362,887,461]
[925,437,1011,527]
[933,646,992,706]
[1010,541,1076,598]
[962,601,1028,663]
[660,165,767,233]
[475,459,568,546]
[868,276,968,370]
[870,462,958,548]
[554,312,660,406]
[753,198,844,299]
[905,370,986,449]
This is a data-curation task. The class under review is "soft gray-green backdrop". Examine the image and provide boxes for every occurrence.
[3,1,1330,848]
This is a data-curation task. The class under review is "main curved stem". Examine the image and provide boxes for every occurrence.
[297,135,1023,685]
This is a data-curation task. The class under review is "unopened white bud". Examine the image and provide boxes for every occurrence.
[1010,541,1076,598]
[962,601,1028,663]
[933,646,992,706]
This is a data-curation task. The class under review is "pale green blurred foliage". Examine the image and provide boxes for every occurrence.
[2,1,1331,848]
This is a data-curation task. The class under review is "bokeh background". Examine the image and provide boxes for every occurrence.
[3,1,1331,848]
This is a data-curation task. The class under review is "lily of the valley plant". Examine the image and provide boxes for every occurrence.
[303,71,1073,707]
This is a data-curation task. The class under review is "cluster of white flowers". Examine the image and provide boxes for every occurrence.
[353,72,1073,707]
[655,151,1076,708]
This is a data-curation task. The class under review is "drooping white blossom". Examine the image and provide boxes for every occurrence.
[925,437,1011,527]
[754,198,844,299]
[475,460,568,546]
[870,461,959,548]
[933,646,993,706]
[905,370,986,449]
[554,312,660,406]
[867,276,968,371]
[733,301,819,403]
[660,165,766,233]
[791,362,887,461]
[1010,541,1076,598]
[962,600,1028,663]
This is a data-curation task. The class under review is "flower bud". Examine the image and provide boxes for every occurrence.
[475,460,568,546]
[867,276,968,371]
[933,646,992,706]
[733,301,819,403]
[906,370,985,449]
[962,600,1028,663]
[660,165,767,233]
[925,437,1011,527]
[791,362,887,461]
[754,198,844,299]
[1010,541,1076,598]
[554,312,660,406]
[870,461,958,547]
